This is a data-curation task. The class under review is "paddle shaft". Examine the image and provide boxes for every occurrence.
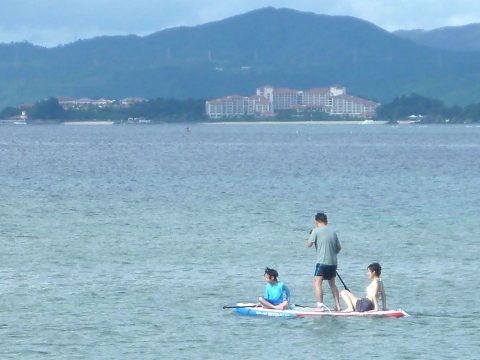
[294,304,313,308]
[222,305,257,309]
[336,271,350,292]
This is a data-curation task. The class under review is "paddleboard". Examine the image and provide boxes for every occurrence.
[232,303,408,318]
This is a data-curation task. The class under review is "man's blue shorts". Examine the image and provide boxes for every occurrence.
[314,264,337,280]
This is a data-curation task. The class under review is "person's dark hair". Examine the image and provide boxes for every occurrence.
[368,262,382,276]
[315,212,328,224]
[265,267,279,280]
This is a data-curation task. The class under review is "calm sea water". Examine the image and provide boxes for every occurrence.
[0,123,479,359]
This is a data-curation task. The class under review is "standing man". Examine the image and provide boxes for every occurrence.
[307,212,342,311]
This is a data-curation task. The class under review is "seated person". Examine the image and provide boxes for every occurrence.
[258,267,291,310]
[340,262,387,312]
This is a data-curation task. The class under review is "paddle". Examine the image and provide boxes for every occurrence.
[222,304,258,309]
[336,271,350,292]
[293,304,314,308]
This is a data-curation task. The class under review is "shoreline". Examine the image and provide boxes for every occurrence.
[2,119,476,126]
[63,121,115,125]
[203,120,391,125]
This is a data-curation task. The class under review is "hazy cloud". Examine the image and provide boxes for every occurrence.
[1,0,480,46]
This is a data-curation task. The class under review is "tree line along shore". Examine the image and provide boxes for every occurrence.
[1,94,480,124]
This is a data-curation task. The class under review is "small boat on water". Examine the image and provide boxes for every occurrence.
[229,303,408,318]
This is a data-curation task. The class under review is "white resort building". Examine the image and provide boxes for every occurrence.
[57,97,116,110]
[205,95,273,119]
[206,85,379,119]
[57,97,147,110]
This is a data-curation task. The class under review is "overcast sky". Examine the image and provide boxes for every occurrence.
[1,0,479,47]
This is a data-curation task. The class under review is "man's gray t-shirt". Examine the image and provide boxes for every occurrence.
[309,226,340,265]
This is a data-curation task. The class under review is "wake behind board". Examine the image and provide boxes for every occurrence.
[233,303,408,318]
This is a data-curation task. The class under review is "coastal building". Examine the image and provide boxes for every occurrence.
[250,95,273,115]
[205,95,245,119]
[329,94,378,117]
[272,88,299,110]
[56,96,76,108]
[329,85,347,96]
[256,86,301,110]
[121,97,148,107]
[205,95,273,119]
[206,84,379,119]
[58,97,115,110]
[55,96,147,110]
[301,88,332,109]
[256,85,274,103]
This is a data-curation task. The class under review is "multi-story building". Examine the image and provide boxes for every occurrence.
[272,88,299,110]
[206,85,378,119]
[301,88,331,109]
[329,94,378,117]
[58,97,115,110]
[256,86,300,110]
[205,95,273,119]
[205,95,244,119]
[256,85,274,104]
[121,97,148,107]
[249,95,272,115]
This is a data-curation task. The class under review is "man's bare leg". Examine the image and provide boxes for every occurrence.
[313,276,325,310]
[328,278,341,311]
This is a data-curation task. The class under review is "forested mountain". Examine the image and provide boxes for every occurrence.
[394,23,480,52]
[1,7,480,108]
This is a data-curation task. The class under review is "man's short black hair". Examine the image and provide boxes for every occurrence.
[315,212,328,223]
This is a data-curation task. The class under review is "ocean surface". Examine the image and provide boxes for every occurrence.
[0,123,479,359]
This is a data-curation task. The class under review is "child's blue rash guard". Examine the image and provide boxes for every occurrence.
[264,282,291,305]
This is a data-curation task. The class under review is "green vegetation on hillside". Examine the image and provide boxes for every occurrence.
[394,24,480,52]
[0,106,21,119]
[2,8,480,109]
[2,93,479,123]
[3,97,206,123]
[30,97,66,120]
[377,93,479,122]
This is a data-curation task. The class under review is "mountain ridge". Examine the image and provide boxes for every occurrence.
[1,7,480,108]
[394,23,480,52]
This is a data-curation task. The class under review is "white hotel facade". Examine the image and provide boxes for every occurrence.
[206,85,379,119]
[205,94,273,119]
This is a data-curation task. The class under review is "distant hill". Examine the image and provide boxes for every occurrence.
[1,7,480,108]
[394,23,480,52]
